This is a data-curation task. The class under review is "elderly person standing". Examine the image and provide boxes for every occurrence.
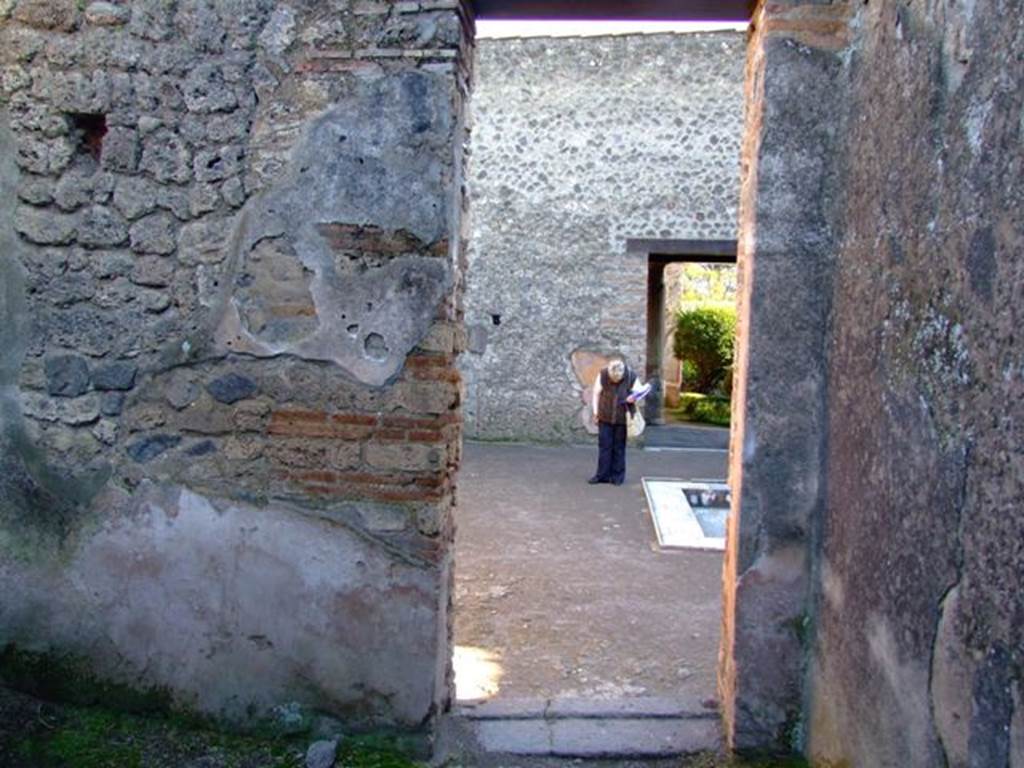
[588,358,644,486]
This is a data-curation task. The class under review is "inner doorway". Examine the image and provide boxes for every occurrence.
[449,12,748,757]
[640,240,738,450]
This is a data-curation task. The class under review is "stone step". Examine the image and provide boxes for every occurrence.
[444,697,721,760]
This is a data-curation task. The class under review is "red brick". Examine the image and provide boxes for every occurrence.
[407,429,445,443]
[330,412,379,426]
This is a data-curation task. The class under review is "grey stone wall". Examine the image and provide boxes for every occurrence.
[807,0,1024,765]
[461,32,744,442]
[720,1,1023,762]
[0,0,472,733]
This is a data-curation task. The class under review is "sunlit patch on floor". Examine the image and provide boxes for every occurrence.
[454,645,503,701]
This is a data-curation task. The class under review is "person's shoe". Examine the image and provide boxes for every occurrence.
[588,476,605,484]
[611,478,625,486]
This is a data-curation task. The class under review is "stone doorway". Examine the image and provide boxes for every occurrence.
[635,240,737,451]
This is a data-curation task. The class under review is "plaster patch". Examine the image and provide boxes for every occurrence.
[213,72,453,386]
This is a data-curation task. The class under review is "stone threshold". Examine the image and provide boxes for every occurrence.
[447,696,721,758]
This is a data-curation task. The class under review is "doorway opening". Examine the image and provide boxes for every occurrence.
[450,24,746,750]
[636,240,738,450]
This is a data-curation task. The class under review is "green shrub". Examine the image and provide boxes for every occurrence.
[674,393,731,427]
[673,304,737,394]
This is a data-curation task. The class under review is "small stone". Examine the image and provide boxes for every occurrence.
[15,205,77,245]
[258,6,296,56]
[54,168,96,211]
[140,129,192,183]
[92,361,137,391]
[45,354,91,397]
[141,289,171,313]
[182,64,238,113]
[92,418,118,444]
[178,217,230,264]
[193,145,243,183]
[18,176,55,205]
[221,176,245,208]
[186,439,216,456]
[305,739,338,768]
[91,251,133,279]
[130,211,177,254]
[84,1,129,26]
[60,395,101,425]
[12,0,80,31]
[207,373,257,404]
[126,433,181,463]
[165,371,200,410]
[131,255,174,287]
[100,127,140,172]
[137,116,161,135]
[188,184,220,217]
[78,205,129,247]
[100,391,126,416]
[113,176,158,220]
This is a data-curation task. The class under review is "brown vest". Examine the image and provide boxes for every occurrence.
[597,367,636,425]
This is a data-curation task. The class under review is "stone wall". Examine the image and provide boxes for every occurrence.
[0,0,472,734]
[806,0,1024,765]
[461,32,744,442]
[722,0,1023,763]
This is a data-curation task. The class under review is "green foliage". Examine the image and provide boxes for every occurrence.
[0,644,173,714]
[672,392,732,427]
[5,691,422,768]
[675,263,737,303]
[673,304,737,395]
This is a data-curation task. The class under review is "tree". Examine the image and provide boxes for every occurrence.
[673,305,737,394]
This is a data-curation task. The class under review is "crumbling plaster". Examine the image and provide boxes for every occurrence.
[0,0,472,732]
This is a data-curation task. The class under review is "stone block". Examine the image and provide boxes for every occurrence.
[15,134,75,175]
[90,251,133,279]
[130,255,174,288]
[207,373,257,404]
[17,175,55,205]
[100,127,140,172]
[113,176,158,220]
[129,211,177,254]
[183,64,237,113]
[140,129,192,183]
[100,390,126,416]
[126,433,181,462]
[54,168,96,211]
[12,0,80,31]
[92,361,137,391]
[48,272,96,306]
[305,740,338,768]
[164,371,200,410]
[44,353,91,397]
[15,205,76,244]
[193,144,243,183]
[21,391,100,425]
[78,205,129,247]
[84,2,129,26]
[178,216,229,264]
[90,417,118,445]
[365,441,439,472]
[395,379,457,415]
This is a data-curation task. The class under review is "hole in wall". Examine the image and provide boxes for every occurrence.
[364,332,388,361]
[68,113,107,162]
[491,313,501,326]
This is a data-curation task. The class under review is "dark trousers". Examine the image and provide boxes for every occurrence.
[595,422,627,483]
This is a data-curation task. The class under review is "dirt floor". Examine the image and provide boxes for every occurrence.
[453,441,728,705]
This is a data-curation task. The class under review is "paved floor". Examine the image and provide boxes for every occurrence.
[644,423,729,450]
[454,441,728,706]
